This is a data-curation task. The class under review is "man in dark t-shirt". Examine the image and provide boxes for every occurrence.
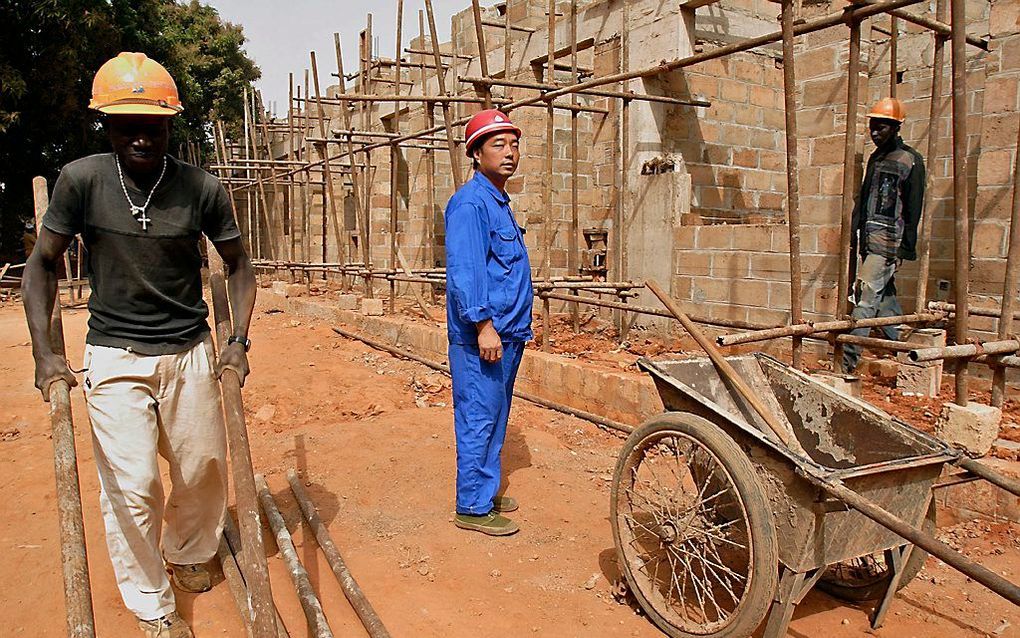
[23,53,255,638]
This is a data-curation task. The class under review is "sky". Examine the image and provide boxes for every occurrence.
[202,0,470,116]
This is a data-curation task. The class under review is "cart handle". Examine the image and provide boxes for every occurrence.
[798,468,1020,606]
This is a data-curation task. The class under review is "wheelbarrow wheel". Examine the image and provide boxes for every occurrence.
[611,412,778,638]
[817,497,936,602]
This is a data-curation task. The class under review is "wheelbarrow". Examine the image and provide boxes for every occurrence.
[611,352,1020,638]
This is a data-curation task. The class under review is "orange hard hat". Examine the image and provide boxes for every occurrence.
[89,52,183,116]
[464,109,521,156]
[866,97,905,123]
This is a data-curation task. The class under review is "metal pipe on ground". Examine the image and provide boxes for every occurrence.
[255,475,334,638]
[32,176,96,638]
[286,471,392,638]
[802,472,1020,605]
[330,326,633,434]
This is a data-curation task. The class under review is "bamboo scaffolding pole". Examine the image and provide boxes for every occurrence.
[950,0,971,405]
[336,33,373,294]
[254,475,333,638]
[425,0,463,188]
[914,0,947,312]
[992,117,1020,407]
[286,472,392,638]
[781,0,804,369]
[718,312,944,346]
[459,76,710,106]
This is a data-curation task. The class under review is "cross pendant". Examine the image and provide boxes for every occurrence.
[131,206,151,231]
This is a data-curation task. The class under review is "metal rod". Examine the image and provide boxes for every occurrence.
[286,471,393,638]
[909,339,1020,363]
[992,108,1020,407]
[254,475,334,638]
[803,472,1020,605]
[914,0,947,312]
[782,0,804,369]
[718,312,944,346]
[950,0,970,405]
[32,177,96,638]
[330,326,632,434]
[207,245,278,637]
[835,18,862,369]
[646,279,802,451]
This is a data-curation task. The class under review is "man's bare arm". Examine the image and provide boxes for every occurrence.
[211,237,256,385]
[22,227,76,400]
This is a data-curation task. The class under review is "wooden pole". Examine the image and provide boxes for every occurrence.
[471,0,492,109]
[889,16,898,97]
[310,52,348,272]
[288,73,297,266]
[541,0,556,350]
[646,279,801,452]
[32,176,96,638]
[992,121,1020,407]
[914,0,948,312]
[206,246,278,637]
[425,0,464,188]
[287,471,393,638]
[390,0,404,314]
[569,0,580,333]
[834,19,862,369]
[950,0,971,405]
[781,0,804,368]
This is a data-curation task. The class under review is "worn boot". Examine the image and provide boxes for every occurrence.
[138,611,193,638]
[455,511,520,536]
[166,561,212,593]
[492,495,519,513]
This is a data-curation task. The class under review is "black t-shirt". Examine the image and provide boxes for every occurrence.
[43,153,240,355]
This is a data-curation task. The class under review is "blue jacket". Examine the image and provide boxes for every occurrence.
[444,171,534,345]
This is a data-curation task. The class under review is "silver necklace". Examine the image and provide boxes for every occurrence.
[115,155,166,231]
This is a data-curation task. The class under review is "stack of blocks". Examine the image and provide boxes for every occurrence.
[896,328,945,398]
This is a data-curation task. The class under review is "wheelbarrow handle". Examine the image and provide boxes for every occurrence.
[800,469,1020,606]
[954,457,1020,498]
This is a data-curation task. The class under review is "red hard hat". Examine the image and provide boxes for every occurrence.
[464,109,522,156]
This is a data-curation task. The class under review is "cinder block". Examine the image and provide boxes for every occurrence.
[285,283,305,298]
[811,372,862,398]
[864,358,900,380]
[897,363,941,398]
[935,402,1002,456]
[361,298,384,316]
[271,280,289,296]
[336,293,359,310]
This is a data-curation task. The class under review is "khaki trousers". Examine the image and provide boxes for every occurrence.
[83,338,227,621]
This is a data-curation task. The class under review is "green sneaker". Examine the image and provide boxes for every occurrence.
[492,495,519,513]
[455,512,520,536]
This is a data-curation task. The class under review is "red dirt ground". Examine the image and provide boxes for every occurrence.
[1,298,1018,637]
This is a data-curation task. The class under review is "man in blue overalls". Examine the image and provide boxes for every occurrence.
[446,109,533,536]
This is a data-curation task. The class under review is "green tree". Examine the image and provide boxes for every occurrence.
[0,0,259,262]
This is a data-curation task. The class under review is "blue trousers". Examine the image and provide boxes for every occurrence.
[449,341,525,515]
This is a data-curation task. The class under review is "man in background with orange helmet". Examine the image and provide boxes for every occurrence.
[445,109,532,537]
[842,97,925,374]
[22,52,255,638]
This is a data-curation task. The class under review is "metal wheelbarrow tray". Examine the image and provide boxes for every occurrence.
[610,352,1019,638]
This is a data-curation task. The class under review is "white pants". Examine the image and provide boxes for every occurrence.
[83,338,227,621]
